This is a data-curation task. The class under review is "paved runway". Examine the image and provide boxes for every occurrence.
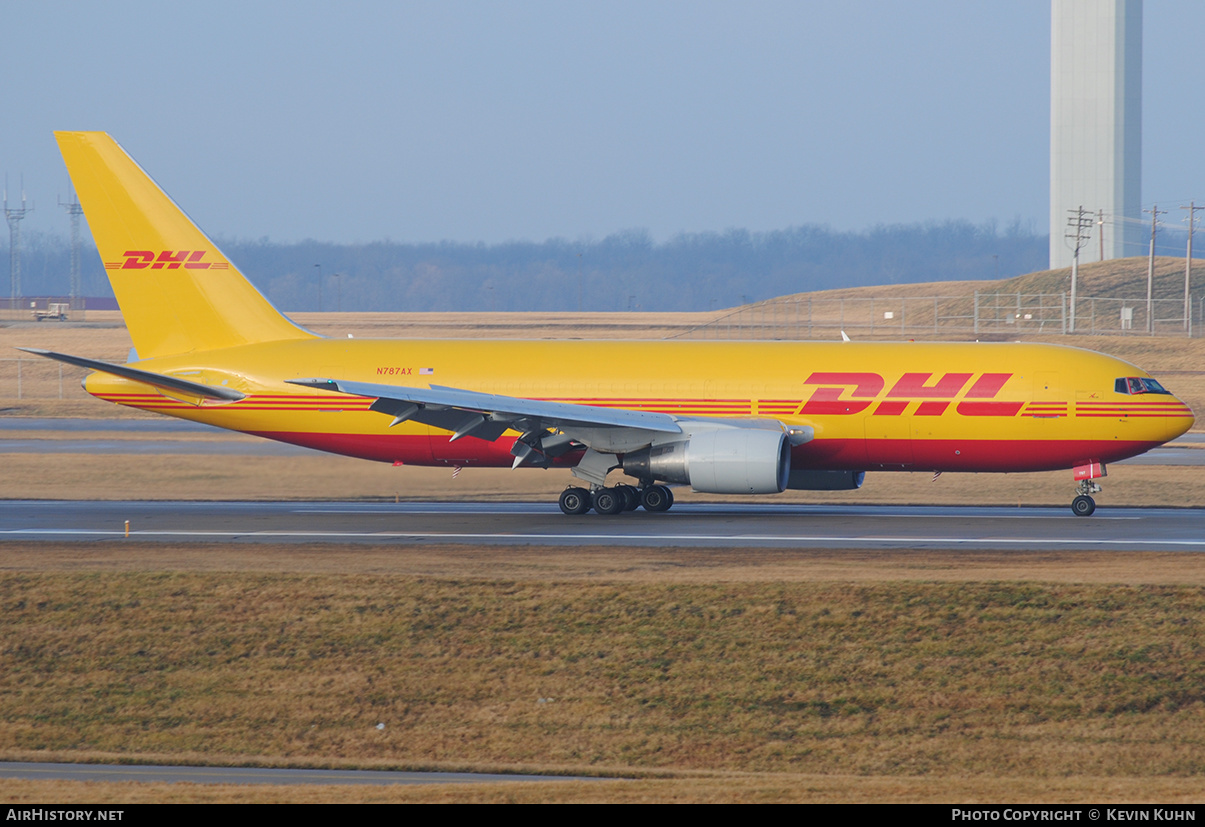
[0,416,315,456]
[3,418,1202,551]
[0,417,217,432]
[0,437,311,455]
[3,500,1204,551]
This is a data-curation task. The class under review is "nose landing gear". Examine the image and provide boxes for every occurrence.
[1071,491,1097,517]
[1070,461,1105,517]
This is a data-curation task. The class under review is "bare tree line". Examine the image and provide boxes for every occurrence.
[6,220,1048,312]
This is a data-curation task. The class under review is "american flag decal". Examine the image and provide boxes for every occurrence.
[420,367,434,375]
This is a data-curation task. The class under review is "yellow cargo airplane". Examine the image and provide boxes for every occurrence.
[22,132,1195,516]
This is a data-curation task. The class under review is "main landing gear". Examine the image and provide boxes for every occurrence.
[558,483,674,515]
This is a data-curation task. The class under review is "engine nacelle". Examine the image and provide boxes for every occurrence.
[786,470,866,490]
[622,428,791,494]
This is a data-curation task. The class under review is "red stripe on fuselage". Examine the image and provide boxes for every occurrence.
[248,430,1164,474]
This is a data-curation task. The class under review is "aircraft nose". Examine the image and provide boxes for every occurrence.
[1159,395,1195,443]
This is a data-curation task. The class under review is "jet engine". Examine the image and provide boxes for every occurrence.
[621,428,791,494]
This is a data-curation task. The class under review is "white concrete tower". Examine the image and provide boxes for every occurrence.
[1050,0,1142,268]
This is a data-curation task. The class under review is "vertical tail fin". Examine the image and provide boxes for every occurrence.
[55,131,314,359]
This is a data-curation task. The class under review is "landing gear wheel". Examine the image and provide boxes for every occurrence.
[559,487,592,515]
[641,484,674,513]
[593,487,625,515]
[1071,495,1096,517]
[616,484,641,511]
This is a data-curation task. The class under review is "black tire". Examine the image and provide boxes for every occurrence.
[1071,495,1096,517]
[559,487,592,515]
[641,484,673,513]
[593,487,625,515]
[616,484,640,511]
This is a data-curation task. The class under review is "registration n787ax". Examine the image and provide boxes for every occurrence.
[25,132,1194,516]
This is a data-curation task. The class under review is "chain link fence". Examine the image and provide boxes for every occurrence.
[0,357,88,401]
[672,292,1204,340]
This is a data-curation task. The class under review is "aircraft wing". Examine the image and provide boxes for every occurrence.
[286,377,813,475]
[286,377,684,459]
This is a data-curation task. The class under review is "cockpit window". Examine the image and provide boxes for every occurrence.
[1115,377,1170,395]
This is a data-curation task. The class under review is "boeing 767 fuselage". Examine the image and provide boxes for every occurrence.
[23,132,1194,517]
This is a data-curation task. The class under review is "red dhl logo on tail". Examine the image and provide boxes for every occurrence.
[801,371,1023,417]
[105,250,229,270]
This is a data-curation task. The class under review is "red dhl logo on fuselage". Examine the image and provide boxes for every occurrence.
[801,371,1022,417]
[582,372,1184,419]
[104,250,229,270]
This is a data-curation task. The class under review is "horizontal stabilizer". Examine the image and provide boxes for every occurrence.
[17,348,245,401]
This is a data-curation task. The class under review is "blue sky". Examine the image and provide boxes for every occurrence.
[4,1,1204,245]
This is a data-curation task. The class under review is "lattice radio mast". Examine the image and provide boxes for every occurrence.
[60,187,84,309]
[5,175,33,310]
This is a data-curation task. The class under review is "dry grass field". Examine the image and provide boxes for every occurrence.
[3,274,1205,803]
[3,544,1205,803]
[7,775,1204,804]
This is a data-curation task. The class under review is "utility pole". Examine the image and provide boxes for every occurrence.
[1144,205,1166,334]
[1064,206,1092,333]
[1098,210,1105,262]
[1183,202,1204,335]
[313,263,322,312]
[4,177,33,313]
[59,188,84,310]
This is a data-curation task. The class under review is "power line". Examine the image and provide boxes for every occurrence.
[1064,206,1093,333]
[1144,204,1168,333]
[1182,202,1204,333]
